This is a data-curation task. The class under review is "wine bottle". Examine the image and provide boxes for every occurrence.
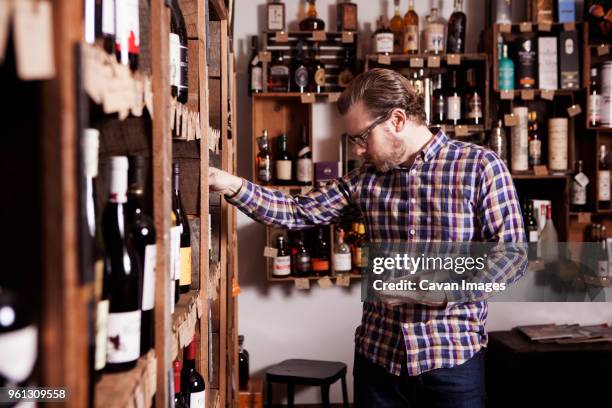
[127,156,157,356]
[103,156,142,372]
[296,126,313,185]
[539,204,558,263]
[599,145,611,209]
[169,0,189,103]
[257,130,273,184]
[101,0,116,54]
[249,36,263,96]
[498,44,515,91]
[548,118,568,173]
[432,73,446,125]
[446,71,462,126]
[275,134,293,184]
[589,67,602,127]
[597,225,609,278]
[238,335,250,390]
[333,228,352,274]
[181,336,206,406]
[373,17,394,55]
[525,200,539,259]
[273,236,292,277]
[403,0,419,54]
[337,48,355,90]
[528,111,541,168]
[571,160,588,212]
[390,0,404,54]
[311,228,330,276]
[114,0,140,70]
[423,7,446,54]
[489,119,508,166]
[447,0,466,54]
[173,360,189,408]
[268,51,290,93]
[337,0,358,32]
[293,233,311,277]
[299,0,325,31]
[170,209,180,310]
[173,163,192,294]
[464,69,482,125]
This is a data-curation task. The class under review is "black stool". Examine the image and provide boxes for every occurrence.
[265,359,349,408]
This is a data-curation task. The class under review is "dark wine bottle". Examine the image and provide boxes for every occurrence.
[311,228,330,276]
[173,360,189,408]
[169,0,189,103]
[114,0,140,70]
[101,0,116,54]
[127,156,157,356]
[447,0,466,53]
[103,156,142,372]
[238,335,250,390]
[249,36,263,95]
[181,336,206,406]
[173,163,192,294]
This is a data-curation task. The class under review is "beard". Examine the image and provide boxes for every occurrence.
[367,138,407,172]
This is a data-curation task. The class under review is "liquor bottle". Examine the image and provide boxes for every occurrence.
[238,335,250,390]
[432,73,446,125]
[373,17,394,55]
[296,126,313,185]
[464,69,482,125]
[291,40,310,93]
[390,0,404,54]
[310,43,326,93]
[447,0,466,54]
[403,0,419,54]
[299,0,325,31]
[515,34,537,89]
[172,164,191,294]
[548,118,568,173]
[333,228,352,274]
[169,0,189,103]
[257,130,272,184]
[354,223,366,274]
[530,0,553,23]
[571,160,589,212]
[539,204,558,263]
[101,0,116,54]
[524,200,538,259]
[249,36,263,95]
[114,0,140,70]
[173,361,189,408]
[492,0,512,24]
[275,134,293,184]
[268,51,290,92]
[273,236,291,277]
[446,70,462,126]
[337,0,358,32]
[499,44,515,91]
[337,48,355,90]
[489,120,508,166]
[267,0,285,32]
[411,69,424,97]
[527,111,541,168]
[103,156,141,372]
[293,233,311,277]
[599,145,611,209]
[423,7,446,54]
[181,336,206,406]
[597,225,609,278]
[511,107,529,172]
[311,228,330,276]
[589,67,602,127]
[127,156,157,356]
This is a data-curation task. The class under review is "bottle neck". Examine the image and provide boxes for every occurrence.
[109,170,128,204]
[394,2,400,16]
[408,0,415,11]
[307,1,317,18]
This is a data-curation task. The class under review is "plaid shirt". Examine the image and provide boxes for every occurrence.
[227,131,525,376]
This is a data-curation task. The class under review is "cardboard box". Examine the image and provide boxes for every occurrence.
[538,36,558,90]
[315,162,340,187]
[557,0,576,22]
[558,30,580,90]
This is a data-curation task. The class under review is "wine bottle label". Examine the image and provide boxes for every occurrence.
[548,121,568,171]
[106,310,141,363]
[446,95,461,120]
[171,226,181,280]
[190,391,205,408]
[273,255,291,276]
[517,39,537,89]
[589,94,602,124]
[597,260,608,277]
[571,182,587,205]
[251,66,263,91]
[424,23,445,53]
[169,33,180,87]
[528,230,539,243]
[511,108,529,172]
[312,258,330,272]
[529,139,542,163]
[334,252,352,272]
[276,160,292,181]
[102,0,115,35]
[127,0,140,54]
[268,4,284,31]
[599,170,611,201]
[95,299,110,370]
[258,157,272,182]
[179,44,188,91]
[0,325,37,383]
[294,66,309,89]
[314,68,325,87]
[142,245,157,311]
[466,94,483,119]
[375,33,394,54]
[179,246,192,286]
[297,157,312,183]
[338,68,354,88]
[403,25,419,52]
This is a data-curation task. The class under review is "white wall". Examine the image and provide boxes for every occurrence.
[232,1,610,405]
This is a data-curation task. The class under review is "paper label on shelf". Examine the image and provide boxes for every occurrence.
[377,54,391,65]
[504,114,519,126]
[264,246,278,258]
[533,165,548,176]
[0,325,37,383]
[446,54,461,65]
[563,22,576,31]
[312,30,326,41]
[318,276,333,288]
[13,0,55,80]
[328,92,341,103]
[95,299,109,370]
[106,310,141,363]
[427,56,441,68]
[541,90,555,100]
[295,278,310,290]
[335,274,351,287]
[597,45,610,56]
[342,31,354,43]
[454,125,469,136]
[567,104,581,117]
[500,90,514,100]
[409,57,424,68]
[300,93,315,103]
[520,22,532,32]
[190,391,205,408]
[521,90,535,100]
[258,51,271,62]
[300,186,312,195]
[499,23,512,33]
[180,246,192,286]
[538,22,552,32]
[141,245,157,311]
[178,316,195,348]
[195,112,201,139]
[275,31,289,43]
[578,213,592,224]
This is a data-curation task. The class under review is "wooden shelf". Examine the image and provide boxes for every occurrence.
[253,92,341,101]
[365,53,488,63]
[95,350,157,408]
[580,274,612,288]
[269,273,362,282]
[432,124,486,135]
[587,126,612,132]
[494,89,584,97]
[512,173,569,180]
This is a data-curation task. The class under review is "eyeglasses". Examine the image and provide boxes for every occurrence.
[343,111,393,148]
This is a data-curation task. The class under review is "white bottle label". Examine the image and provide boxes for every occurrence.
[599,170,611,201]
[251,66,263,91]
[102,0,115,35]
[375,33,394,54]
[190,390,205,407]
[597,260,608,277]
[106,310,141,363]
[404,25,419,52]
[171,226,181,280]
[169,33,180,87]
[276,160,292,181]
[273,255,291,276]
[297,157,312,183]
[424,23,445,52]
[528,230,539,243]
[95,299,110,370]
[529,139,542,161]
[589,94,602,124]
[572,181,587,205]
[142,245,157,311]
[549,128,568,171]
[511,109,529,172]
[0,325,37,383]
[334,252,352,272]
[446,95,461,120]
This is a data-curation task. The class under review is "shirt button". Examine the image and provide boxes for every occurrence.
[410,198,416,204]
[411,169,417,175]
[410,229,416,236]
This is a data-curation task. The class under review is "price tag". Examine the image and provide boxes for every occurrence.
[341,31,354,43]
[13,0,55,80]
[275,31,288,43]
[520,22,532,32]
[563,22,576,31]
[300,185,312,195]
[0,1,9,64]
[377,54,391,65]
[521,90,535,100]
[427,56,441,67]
[258,51,271,62]
[335,274,351,287]
[301,93,315,103]
[409,57,424,68]
[578,213,592,224]
[533,165,549,176]
[446,54,461,65]
[538,22,552,32]
[567,104,582,117]
[295,278,310,290]
[541,90,555,100]
[504,113,519,127]
[454,125,469,136]
[498,23,512,33]
[312,30,326,41]
[263,246,278,258]
[597,45,610,56]
[328,92,341,103]
[500,90,514,100]
[317,276,333,288]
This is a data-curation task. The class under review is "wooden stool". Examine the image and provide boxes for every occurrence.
[265,359,349,408]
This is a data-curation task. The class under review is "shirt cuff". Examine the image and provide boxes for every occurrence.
[224,178,254,207]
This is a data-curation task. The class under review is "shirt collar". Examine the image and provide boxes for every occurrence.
[421,130,449,163]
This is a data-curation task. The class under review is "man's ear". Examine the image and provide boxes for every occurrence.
[392,109,406,132]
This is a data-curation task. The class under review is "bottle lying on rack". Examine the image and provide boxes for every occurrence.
[114,0,140,70]
[181,335,206,406]
[169,0,189,103]
[291,40,310,93]
[300,0,325,31]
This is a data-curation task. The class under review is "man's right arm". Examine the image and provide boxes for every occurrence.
[208,167,360,230]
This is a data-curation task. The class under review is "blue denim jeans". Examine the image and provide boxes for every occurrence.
[353,348,486,408]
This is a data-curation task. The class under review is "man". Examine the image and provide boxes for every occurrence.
[209,69,526,407]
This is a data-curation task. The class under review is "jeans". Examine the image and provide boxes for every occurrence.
[353,348,486,408]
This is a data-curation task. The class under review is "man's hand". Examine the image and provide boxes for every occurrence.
[208,167,243,196]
